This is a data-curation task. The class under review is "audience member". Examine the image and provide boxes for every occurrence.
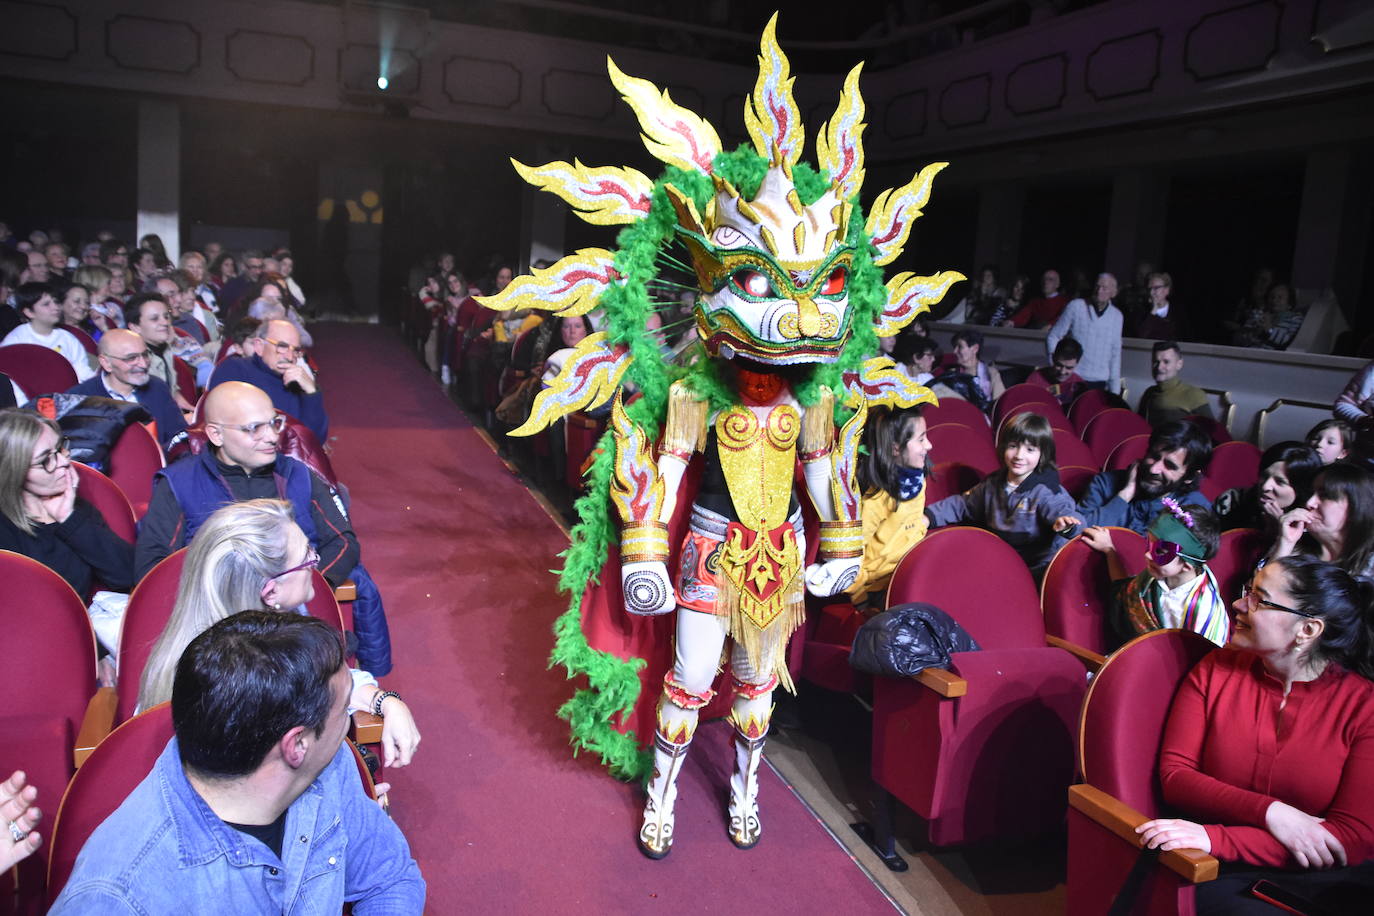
[1137,341,1212,426]
[130,248,159,290]
[926,412,1078,577]
[1003,269,1068,329]
[1026,337,1088,408]
[52,611,425,913]
[1215,442,1322,535]
[54,279,100,345]
[1271,462,1374,577]
[933,329,1004,413]
[72,264,120,331]
[124,292,194,411]
[276,249,306,313]
[217,249,264,313]
[959,265,1005,325]
[987,273,1027,326]
[1141,554,1374,911]
[0,408,134,596]
[67,329,188,451]
[893,334,939,385]
[844,405,931,607]
[1046,272,1122,394]
[1334,360,1374,430]
[0,770,42,871]
[208,252,237,294]
[1076,419,1213,533]
[21,249,49,284]
[1131,272,1184,340]
[1307,418,1353,465]
[1238,282,1304,350]
[1082,502,1227,649]
[209,319,328,444]
[43,241,70,280]
[1,282,96,382]
[138,232,172,270]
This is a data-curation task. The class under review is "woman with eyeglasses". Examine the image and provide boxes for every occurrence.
[1138,553,1374,912]
[136,499,420,771]
[1270,462,1374,579]
[0,409,134,596]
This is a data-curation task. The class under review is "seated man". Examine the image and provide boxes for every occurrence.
[67,329,188,451]
[1002,268,1068,329]
[135,381,390,674]
[125,292,195,413]
[1073,419,1213,535]
[1,282,95,382]
[1026,336,1087,408]
[50,612,424,913]
[209,319,328,444]
[1137,340,1212,426]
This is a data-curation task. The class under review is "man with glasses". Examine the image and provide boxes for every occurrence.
[67,329,187,450]
[135,382,391,673]
[1046,271,1123,395]
[124,292,196,413]
[1131,271,1185,340]
[209,319,328,444]
[217,248,264,314]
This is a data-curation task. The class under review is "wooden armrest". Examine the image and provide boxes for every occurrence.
[75,687,118,768]
[1046,635,1107,671]
[352,710,384,745]
[334,579,357,602]
[913,667,967,698]
[1068,784,1219,884]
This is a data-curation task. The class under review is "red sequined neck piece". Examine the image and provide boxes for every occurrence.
[736,367,785,405]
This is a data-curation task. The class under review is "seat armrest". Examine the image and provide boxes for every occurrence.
[334,579,357,602]
[1068,783,1219,883]
[1046,635,1106,671]
[74,687,118,768]
[352,711,384,745]
[913,667,967,698]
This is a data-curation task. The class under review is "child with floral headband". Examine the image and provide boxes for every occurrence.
[1081,498,1228,649]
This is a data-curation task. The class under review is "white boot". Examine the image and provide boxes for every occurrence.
[728,729,766,849]
[640,734,690,859]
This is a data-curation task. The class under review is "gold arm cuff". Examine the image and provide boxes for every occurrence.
[817,520,864,559]
[621,521,670,564]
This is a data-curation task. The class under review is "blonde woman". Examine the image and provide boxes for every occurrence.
[135,498,421,768]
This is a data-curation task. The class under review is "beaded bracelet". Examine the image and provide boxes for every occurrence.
[371,690,401,718]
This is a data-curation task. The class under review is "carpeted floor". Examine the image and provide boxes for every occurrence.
[311,322,897,914]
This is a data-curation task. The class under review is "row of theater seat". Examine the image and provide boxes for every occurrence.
[0,340,200,407]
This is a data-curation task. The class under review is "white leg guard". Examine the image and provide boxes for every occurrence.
[726,673,774,850]
[639,731,692,859]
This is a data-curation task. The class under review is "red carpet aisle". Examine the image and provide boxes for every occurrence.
[310,323,896,914]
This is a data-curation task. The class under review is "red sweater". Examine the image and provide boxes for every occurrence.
[1159,648,1374,867]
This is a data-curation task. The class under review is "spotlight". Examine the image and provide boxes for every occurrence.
[377,76,389,91]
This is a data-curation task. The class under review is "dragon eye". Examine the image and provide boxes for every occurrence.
[733,269,773,299]
[821,267,847,296]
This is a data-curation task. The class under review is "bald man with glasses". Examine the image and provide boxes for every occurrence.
[208,319,329,444]
[67,329,188,450]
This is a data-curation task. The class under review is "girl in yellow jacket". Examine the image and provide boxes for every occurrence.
[845,405,932,608]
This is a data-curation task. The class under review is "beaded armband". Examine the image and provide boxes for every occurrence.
[622,521,671,564]
[817,520,864,560]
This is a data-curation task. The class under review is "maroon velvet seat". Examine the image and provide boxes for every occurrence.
[992,383,1064,426]
[868,528,1090,849]
[1059,464,1099,501]
[0,342,80,397]
[799,598,869,694]
[0,551,115,910]
[1210,527,1268,608]
[107,420,166,519]
[1081,408,1152,468]
[1068,387,1115,435]
[1199,440,1261,502]
[172,355,197,405]
[44,703,377,908]
[565,410,606,491]
[926,422,998,475]
[922,396,990,431]
[1040,527,1147,657]
[1105,433,1150,472]
[924,459,984,503]
[64,325,98,356]
[1052,427,1096,471]
[1184,414,1232,444]
[72,462,137,545]
[1067,629,1218,915]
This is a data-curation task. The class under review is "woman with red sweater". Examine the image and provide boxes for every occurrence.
[1139,553,1374,913]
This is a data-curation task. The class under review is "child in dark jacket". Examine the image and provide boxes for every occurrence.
[925,412,1078,576]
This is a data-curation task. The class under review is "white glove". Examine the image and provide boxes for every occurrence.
[804,558,860,598]
[621,560,676,615]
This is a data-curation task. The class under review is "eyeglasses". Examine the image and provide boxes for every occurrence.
[31,437,71,472]
[210,414,286,439]
[264,337,303,358]
[1148,285,1168,292]
[1238,581,1318,618]
[269,547,319,583]
[107,349,151,364]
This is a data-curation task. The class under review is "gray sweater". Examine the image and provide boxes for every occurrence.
[925,467,1077,573]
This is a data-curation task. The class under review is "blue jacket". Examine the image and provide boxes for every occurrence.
[50,738,425,915]
[159,446,318,546]
[1077,468,1211,534]
[209,354,329,444]
[926,467,1077,572]
[68,373,187,449]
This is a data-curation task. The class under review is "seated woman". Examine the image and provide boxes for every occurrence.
[135,498,420,769]
[1140,554,1374,913]
[1215,442,1322,535]
[1082,502,1228,649]
[1306,418,1353,466]
[932,329,1004,414]
[1271,462,1374,578]
[843,405,931,609]
[925,412,1077,578]
[0,408,134,597]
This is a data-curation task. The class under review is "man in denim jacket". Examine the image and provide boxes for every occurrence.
[51,612,424,914]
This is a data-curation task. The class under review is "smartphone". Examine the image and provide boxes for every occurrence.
[1247,879,1331,916]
